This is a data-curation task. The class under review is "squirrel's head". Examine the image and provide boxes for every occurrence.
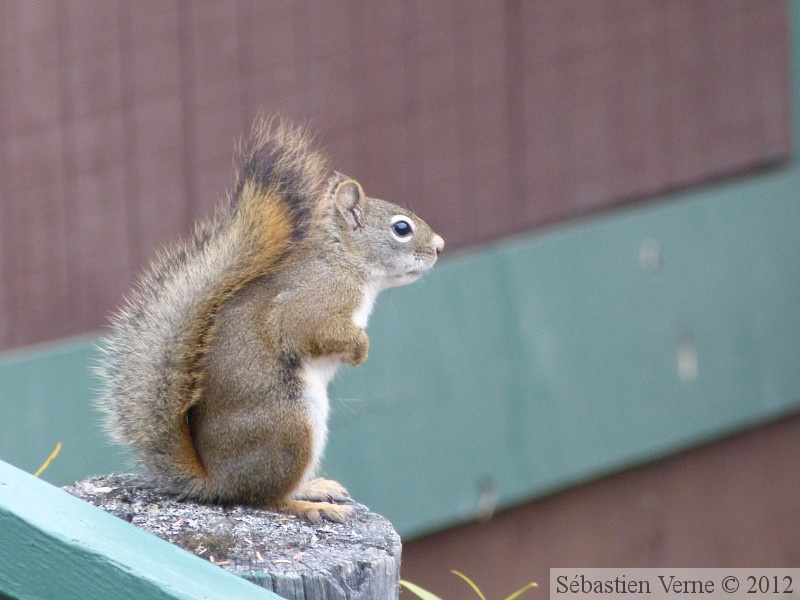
[328,173,444,289]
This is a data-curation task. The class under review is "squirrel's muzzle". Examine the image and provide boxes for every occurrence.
[432,235,445,256]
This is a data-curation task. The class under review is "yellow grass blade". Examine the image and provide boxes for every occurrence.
[451,570,488,600]
[399,580,444,600]
[33,442,62,477]
[505,581,539,600]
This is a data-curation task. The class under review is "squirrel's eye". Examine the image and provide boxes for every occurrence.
[390,216,415,242]
[393,220,412,237]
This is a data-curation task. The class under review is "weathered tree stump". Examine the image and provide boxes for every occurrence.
[64,474,401,599]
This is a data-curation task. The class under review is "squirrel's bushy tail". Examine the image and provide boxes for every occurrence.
[94,118,329,492]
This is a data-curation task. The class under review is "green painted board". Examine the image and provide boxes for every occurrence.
[2,168,800,539]
[324,167,800,536]
[793,0,800,155]
[0,337,133,484]
[0,460,280,599]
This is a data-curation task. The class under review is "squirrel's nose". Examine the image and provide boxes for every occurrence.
[432,235,444,255]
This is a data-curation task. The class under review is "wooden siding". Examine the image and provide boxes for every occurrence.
[401,413,800,596]
[0,0,792,351]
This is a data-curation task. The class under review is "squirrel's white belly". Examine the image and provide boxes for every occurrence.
[300,357,339,481]
[298,281,381,482]
[352,280,381,329]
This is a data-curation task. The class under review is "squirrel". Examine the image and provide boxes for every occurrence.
[95,118,444,523]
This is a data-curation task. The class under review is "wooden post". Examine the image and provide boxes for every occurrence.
[65,474,402,599]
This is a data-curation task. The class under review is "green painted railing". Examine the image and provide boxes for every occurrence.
[0,460,280,599]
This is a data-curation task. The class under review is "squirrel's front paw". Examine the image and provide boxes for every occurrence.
[346,330,369,366]
[307,328,369,365]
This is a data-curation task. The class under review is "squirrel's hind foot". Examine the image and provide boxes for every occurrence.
[292,477,352,503]
[278,499,354,523]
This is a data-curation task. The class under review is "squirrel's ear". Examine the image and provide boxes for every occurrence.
[331,174,366,232]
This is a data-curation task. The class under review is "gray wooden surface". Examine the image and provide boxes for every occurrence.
[65,474,401,600]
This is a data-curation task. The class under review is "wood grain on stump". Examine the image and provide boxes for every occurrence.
[64,474,401,599]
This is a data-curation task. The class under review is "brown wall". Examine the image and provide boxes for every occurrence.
[0,0,792,351]
[402,413,800,596]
